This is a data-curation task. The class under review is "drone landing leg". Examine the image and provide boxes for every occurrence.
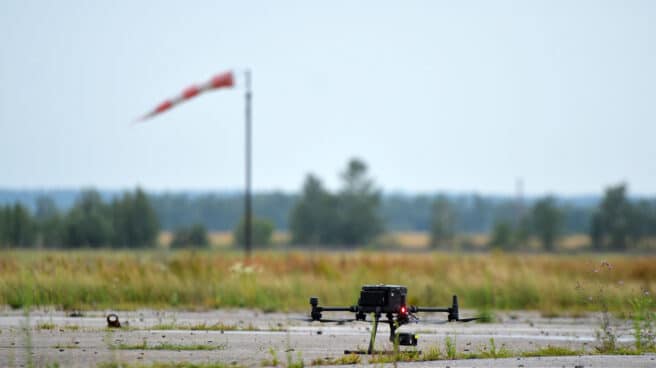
[367,313,379,354]
[344,312,381,355]
[387,312,396,344]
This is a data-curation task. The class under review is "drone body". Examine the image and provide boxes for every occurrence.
[308,284,477,354]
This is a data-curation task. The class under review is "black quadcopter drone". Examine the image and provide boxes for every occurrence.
[306,284,478,354]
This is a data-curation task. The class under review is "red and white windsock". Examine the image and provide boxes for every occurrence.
[139,71,234,121]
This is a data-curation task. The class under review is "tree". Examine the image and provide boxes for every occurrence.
[489,221,514,250]
[62,189,112,247]
[35,196,63,247]
[531,196,562,252]
[334,158,383,246]
[171,224,209,248]
[233,216,274,247]
[289,175,338,245]
[111,188,159,247]
[429,195,456,249]
[0,204,36,247]
[590,184,634,251]
[632,199,656,242]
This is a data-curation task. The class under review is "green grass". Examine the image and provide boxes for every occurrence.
[310,354,360,366]
[475,308,495,323]
[0,250,654,312]
[52,343,80,349]
[368,350,422,364]
[98,363,241,368]
[150,322,263,331]
[521,345,581,357]
[113,339,224,351]
[463,338,512,359]
[35,322,55,330]
[260,347,279,367]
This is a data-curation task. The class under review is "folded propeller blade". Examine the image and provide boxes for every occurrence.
[416,319,449,325]
[416,317,479,324]
[457,317,480,323]
[291,317,356,324]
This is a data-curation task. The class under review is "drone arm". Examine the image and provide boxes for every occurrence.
[410,295,461,321]
[318,306,358,312]
[409,306,450,313]
[310,297,360,321]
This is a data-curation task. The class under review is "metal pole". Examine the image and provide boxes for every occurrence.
[244,70,253,258]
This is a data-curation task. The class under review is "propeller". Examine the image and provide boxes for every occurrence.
[457,317,480,323]
[414,316,480,325]
[290,316,357,324]
[415,319,449,325]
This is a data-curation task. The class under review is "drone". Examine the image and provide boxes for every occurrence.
[306,284,478,354]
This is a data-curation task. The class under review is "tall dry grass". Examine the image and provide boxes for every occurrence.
[0,250,653,312]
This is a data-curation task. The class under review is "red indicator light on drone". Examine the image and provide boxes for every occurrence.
[400,306,407,314]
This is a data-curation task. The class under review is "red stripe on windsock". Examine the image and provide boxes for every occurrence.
[139,70,234,122]
[182,85,200,99]
[155,100,173,113]
[140,100,173,120]
[210,72,234,89]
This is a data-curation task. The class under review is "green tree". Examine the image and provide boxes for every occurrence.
[289,174,338,245]
[35,196,63,247]
[111,188,159,247]
[531,196,562,252]
[334,158,383,246]
[591,184,634,251]
[233,216,274,247]
[0,206,8,247]
[171,224,209,248]
[429,195,456,249]
[632,199,656,243]
[0,204,36,247]
[514,215,532,249]
[489,221,514,250]
[62,189,112,247]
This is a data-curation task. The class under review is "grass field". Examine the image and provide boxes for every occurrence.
[0,250,654,314]
[159,231,591,250]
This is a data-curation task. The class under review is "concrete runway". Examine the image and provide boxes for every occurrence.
[0,309,654,367]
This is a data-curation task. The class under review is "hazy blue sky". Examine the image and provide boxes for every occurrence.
[1,1,654,195]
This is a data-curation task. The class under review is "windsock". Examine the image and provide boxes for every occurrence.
[139,71,234,121]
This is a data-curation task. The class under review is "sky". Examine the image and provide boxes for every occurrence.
[1,0,655,196]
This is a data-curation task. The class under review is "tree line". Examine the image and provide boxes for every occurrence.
[287,161,656,251]
[1,190,598,234]
[1,159,656,251]
[430,183,656,251]
[0,188,159,248]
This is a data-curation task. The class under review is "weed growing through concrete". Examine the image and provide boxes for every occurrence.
[22,308,34,368]
[309,354,360,366]
[285,351,304,368]
[35,322,55,330]
[422,345,441,360]
[260,347,280,367]
[367,351,420,364]
[479,338,512,359]
[631,289,656,352]
[52,343,80,350]
[115,338,224,351]
[98,362,242,368]
[576,261,619,353]
[520,345,581,357]
[150,322,266,332]
[444,335,457,359]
